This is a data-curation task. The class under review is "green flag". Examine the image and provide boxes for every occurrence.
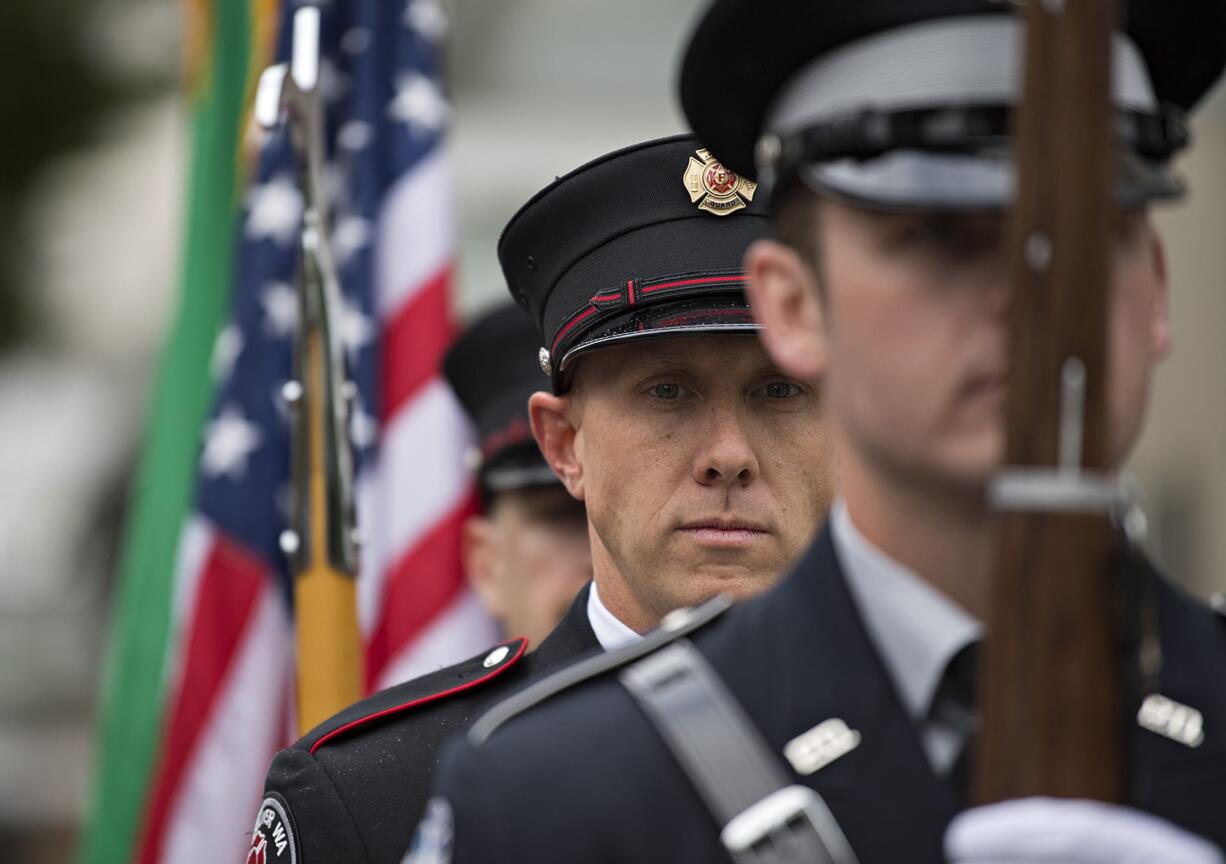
[77,2,264,860]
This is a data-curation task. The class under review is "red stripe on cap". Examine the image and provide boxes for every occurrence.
[311,637,528,754]
[552,273,748,356]
[551,306,599,354]
[481,416,534,458]
[641,273,746,294]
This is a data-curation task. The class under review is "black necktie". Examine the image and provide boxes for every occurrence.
[939,641,979,808]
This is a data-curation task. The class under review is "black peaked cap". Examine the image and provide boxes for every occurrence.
[680,0,1226,180]
[498,134,769,392]
[442,304,557,494]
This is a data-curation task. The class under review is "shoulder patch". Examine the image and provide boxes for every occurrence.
[248,793,298,864]
[308,638,528,754]
[467,595,731,746]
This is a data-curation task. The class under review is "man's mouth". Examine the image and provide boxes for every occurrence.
[963,368,1007,399]
[677,518,770,547]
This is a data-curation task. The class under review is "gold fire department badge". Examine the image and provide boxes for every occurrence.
[683,149,757,216]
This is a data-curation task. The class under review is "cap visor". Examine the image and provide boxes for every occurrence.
[799,149,1184,211]
[557,297,760,375]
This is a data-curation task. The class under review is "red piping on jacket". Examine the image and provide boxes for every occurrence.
[308,638,529,754]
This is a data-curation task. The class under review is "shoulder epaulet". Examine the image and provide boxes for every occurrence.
[467,595,731,746]
[304,637,528,754]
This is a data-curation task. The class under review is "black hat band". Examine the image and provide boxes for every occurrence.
[550,269,748,357]
[770,103,1188,167]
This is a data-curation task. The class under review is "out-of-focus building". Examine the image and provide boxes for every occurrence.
[1132,87,1226,600]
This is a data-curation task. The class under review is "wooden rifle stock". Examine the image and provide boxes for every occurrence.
[974,0,1125,803]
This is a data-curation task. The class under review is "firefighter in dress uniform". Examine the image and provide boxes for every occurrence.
[249,134,836,864]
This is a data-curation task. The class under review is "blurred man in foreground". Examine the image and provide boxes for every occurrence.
[416,2,1226,862]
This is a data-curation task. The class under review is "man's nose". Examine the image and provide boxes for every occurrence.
[693,408,759,489]
[985,255,1011,318]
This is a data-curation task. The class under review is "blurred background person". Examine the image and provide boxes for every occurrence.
[443,303,591,648]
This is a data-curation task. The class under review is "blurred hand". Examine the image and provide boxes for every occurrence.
[946,797,1223,864]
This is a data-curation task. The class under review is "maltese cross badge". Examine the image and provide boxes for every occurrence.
[683,148,757,216]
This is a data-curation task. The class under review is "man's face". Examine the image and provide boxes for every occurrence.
[561,334,831,627]
[464,484,590,647]
[793,201,1169,489]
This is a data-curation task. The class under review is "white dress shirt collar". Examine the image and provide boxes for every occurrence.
[830,500,982,722]
[586,579,643,651]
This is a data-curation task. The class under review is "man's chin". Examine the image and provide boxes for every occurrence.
[684,565,778,603]
[926,429,1003,492]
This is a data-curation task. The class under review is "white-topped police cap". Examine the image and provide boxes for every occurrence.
[680,0,1225,210]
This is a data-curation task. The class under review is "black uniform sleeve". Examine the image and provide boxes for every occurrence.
[260,746,373,864]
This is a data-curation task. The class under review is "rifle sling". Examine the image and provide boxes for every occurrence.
[619,640,858,864]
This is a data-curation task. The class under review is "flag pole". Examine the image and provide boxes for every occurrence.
[256,7,364,735]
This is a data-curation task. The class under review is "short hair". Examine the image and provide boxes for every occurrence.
[770,183,823,274]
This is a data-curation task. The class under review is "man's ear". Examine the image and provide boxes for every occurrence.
[745,238,827,381]
[1147,227,1172,363]
[528,391,584,500]
[462,515,506,618]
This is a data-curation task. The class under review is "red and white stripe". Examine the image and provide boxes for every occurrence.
[362,145,497,689]
[136,134,495,864]
[136,518,292,864]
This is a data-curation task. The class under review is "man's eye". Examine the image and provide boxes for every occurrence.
[911,219,1000,259]
[756,381,803,399]
[648,382,683,400]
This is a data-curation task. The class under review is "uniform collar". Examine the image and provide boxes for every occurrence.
[830,500,982,722]
[530,582,602,673]
[586,579,643,651]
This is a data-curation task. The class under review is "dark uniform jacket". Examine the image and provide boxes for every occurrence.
[261,583,600,864]
[431,525,1226,863]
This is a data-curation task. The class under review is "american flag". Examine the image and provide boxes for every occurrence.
[135,1,496,860]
